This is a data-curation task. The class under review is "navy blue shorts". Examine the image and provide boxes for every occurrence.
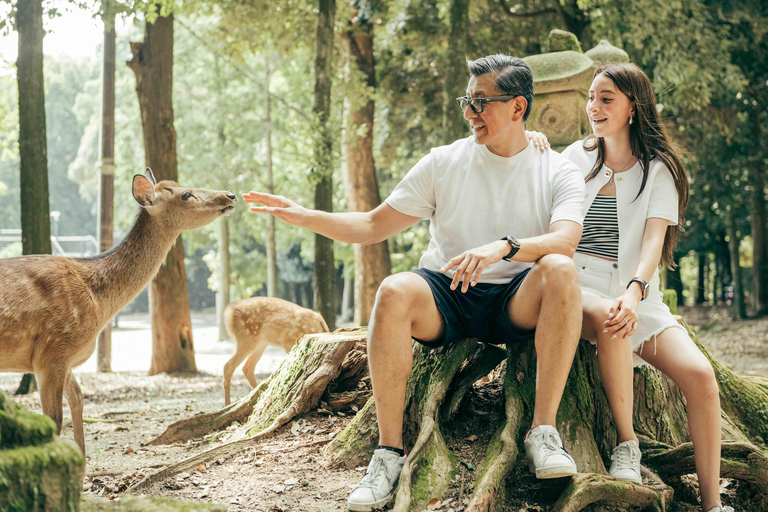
[411,267,535,348]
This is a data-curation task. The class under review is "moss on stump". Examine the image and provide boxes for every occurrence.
[0,390,83,512]
[81,495,226,511]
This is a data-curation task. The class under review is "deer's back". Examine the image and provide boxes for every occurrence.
[224,297,328,351]
[0,255,100,372]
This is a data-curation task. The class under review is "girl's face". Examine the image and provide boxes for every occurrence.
[586,73,635,139]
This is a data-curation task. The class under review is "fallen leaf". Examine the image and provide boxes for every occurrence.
[465,435,479,442]
[114,426,128,432]
[427,498,441,509]
[123,446,135,454]
[197,464,206,472]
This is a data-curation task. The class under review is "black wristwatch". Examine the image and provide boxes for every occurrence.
[501,236,521,261]
[627,277,649,300]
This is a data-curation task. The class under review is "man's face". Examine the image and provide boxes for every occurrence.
[463,73,519,154]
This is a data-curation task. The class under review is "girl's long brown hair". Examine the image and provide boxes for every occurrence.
[583,63,689,269]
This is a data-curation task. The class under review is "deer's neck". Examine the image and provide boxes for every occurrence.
[86,210,180,321]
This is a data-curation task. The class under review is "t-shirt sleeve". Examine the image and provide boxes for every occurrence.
[646,164,679,226]
[384,151,436,219]
[551,163,586,226]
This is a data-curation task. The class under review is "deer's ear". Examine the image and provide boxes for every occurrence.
[132,174,157,207]
[145,167,157,185]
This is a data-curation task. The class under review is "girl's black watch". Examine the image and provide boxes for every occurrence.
[627,277,649,300]
[501,236,521,261]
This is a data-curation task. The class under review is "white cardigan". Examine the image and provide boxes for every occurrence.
[562,141,679,302]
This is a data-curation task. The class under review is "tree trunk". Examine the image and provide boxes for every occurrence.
[697,252,707,304]
[141,322,768,511]
[750,109,768,316]
[127,12,196,375]
[727,211,747,319]
[442,0,469,145]
[217,216,230,341]
[264,58,278,298]
[17,0,50,257]
[343,5,391,326]
[312,0,337,331]
[668,252,684,306]
[97,7,116,372]
[16,0,50,395]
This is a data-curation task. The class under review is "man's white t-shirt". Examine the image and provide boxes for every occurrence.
[385,137,585,284]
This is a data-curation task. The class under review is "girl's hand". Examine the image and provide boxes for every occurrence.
[440,240,509,293]
[243,191,308,226]
[603,292,640,340]
[525,130,550,151]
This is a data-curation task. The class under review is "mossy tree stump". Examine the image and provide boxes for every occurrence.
[0,390,84,512]
[140,322,768,511]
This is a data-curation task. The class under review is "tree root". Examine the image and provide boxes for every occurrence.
[441,342,506,423]
[466,343,527,512]
[392,340,478,511]
[551,473,665,512]
[143,386,264,446]
[644,441,768,495]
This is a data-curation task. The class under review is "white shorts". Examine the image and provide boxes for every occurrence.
[574,252,686,367]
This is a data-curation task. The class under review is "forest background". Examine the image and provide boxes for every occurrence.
[0,0,766,331]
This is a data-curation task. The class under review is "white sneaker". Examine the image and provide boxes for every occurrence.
[609,440,642,484]
[524,425,577,479]
[707,503,734,512]
[347,448,407,511]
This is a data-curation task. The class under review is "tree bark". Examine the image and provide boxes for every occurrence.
[668,252,684,306]
[750,109,768,316]
[442,0,470,145]
[16,0,50,395]
[343,4,391,326]
[697,252,707,304]
[217,216,230,341]
[312,0,337,331]
[728,211,747,319]
[264,58,278,298]
[17,0,50,257]
[127,12,196,374]
[97,6,116,372]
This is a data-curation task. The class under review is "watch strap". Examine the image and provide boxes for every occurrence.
[501,236,521,261]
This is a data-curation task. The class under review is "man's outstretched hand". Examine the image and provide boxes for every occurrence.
[242,192,308,226]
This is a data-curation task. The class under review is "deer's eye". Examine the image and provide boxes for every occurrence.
[182,192,192,201]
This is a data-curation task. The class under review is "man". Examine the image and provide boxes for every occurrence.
[245,54,585,512]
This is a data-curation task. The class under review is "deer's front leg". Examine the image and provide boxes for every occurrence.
[64,370,85,456]
[36,368,66,435]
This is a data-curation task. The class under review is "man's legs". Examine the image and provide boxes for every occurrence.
[367,271,445,449]
[506,254,582,429]
[348,272,445,511]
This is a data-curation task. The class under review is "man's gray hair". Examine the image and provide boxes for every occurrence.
[467,55,534,122]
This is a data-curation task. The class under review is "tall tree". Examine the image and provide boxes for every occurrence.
[312,0,337,330]
[343,2,391,325]
[128,7,196,374]
[264,56,278,298]
[441,0,469,144]
[97,4,117,372]
[15,0,50,396]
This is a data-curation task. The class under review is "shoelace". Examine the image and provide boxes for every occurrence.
[612,444,639,465]
[540,431,566,459]
[353,457,389,491]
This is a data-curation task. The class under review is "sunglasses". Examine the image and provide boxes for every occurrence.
[456,95,517,114]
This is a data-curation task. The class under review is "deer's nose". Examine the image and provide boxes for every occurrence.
[226,193,236,201]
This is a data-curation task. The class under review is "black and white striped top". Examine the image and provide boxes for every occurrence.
[577,195,619,260]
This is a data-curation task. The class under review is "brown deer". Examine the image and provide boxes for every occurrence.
[222,297,329,405]
[0,168,236,456]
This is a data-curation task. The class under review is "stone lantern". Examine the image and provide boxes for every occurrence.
[522,31,629,150]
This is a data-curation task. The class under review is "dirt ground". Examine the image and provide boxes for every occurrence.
[0,305,763,511]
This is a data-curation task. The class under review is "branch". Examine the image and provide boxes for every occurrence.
[174,17,310,122]
[498,0,558,18]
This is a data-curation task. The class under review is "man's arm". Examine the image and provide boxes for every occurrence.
[441,220,582,292]
[243,192,421,245]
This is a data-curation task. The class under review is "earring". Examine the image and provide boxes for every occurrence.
[629,114,634,125]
